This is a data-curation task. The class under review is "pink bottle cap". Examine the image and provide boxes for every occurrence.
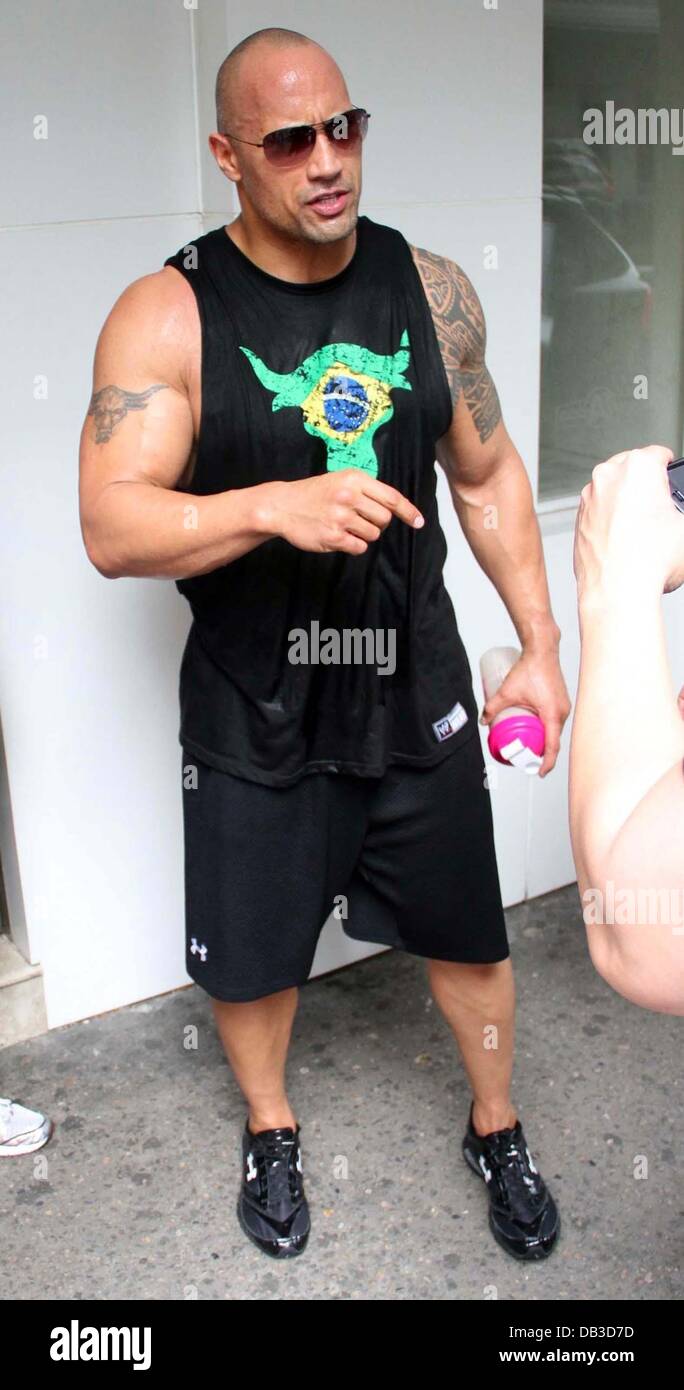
[488,713,545,769]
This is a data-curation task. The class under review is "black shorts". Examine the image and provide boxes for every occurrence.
[181,732,509,1003]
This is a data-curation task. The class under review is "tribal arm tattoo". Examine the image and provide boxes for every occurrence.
[87,383,168,444]
[409,244,502,444]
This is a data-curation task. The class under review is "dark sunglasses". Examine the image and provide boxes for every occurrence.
[220,106,370,168]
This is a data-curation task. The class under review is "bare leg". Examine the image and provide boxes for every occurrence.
[211,986,299,1134]
[427,957,516,1136]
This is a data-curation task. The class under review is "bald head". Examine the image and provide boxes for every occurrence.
[211,29,360,250]
[216,28,329,135]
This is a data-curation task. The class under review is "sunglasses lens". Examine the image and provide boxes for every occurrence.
[263,125,314,166]
[338,109,368,144]
[324,109,368,150]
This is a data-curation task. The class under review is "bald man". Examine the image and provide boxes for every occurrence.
[79,27,570,1262]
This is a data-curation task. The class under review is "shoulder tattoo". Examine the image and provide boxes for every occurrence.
[87,383,168,444]
[409,244,502,443]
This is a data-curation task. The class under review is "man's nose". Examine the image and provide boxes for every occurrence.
[306,127,345,179]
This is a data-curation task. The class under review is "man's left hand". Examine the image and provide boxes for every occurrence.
[479,646,571,778]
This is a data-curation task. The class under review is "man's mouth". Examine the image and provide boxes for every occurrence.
[308,190,349,217]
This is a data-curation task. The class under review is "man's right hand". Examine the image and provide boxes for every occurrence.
[260,467,424,556]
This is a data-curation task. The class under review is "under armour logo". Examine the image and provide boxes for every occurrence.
[190,937,208,961]
[246,1151,257,1182]
[479,1154,492,1183]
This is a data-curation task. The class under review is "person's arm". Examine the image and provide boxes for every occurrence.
[79,268,278,579]
[79,270,422,580]
[409,244,571,775]
[569,447,684,1013]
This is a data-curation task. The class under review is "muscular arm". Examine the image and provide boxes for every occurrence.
[409,243,559,650]
[409,243,502,444]
[570,586,684,1014]
[79,269,276,580]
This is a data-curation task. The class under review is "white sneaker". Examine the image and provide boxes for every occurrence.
[0,1097,53,1156]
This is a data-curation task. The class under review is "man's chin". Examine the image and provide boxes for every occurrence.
[299,204,358,244]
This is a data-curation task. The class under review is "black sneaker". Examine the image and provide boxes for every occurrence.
[462,1104,560,1260]
[237,1120,310,1258]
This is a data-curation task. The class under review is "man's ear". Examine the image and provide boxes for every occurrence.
[678,684,684,719]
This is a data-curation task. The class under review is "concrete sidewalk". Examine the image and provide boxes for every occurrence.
[1,884,681,1301]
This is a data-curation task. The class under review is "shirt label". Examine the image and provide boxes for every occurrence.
[432,701,468,743]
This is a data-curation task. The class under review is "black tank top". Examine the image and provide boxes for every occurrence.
[163,215,478,785]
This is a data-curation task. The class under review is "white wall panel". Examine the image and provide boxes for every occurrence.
[2,1,198,228]
[0,216,200,1027]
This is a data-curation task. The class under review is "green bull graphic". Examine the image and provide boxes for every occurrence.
[239,331,412,477]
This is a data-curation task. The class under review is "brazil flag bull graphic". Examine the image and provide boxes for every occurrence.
[239,331,412,478]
